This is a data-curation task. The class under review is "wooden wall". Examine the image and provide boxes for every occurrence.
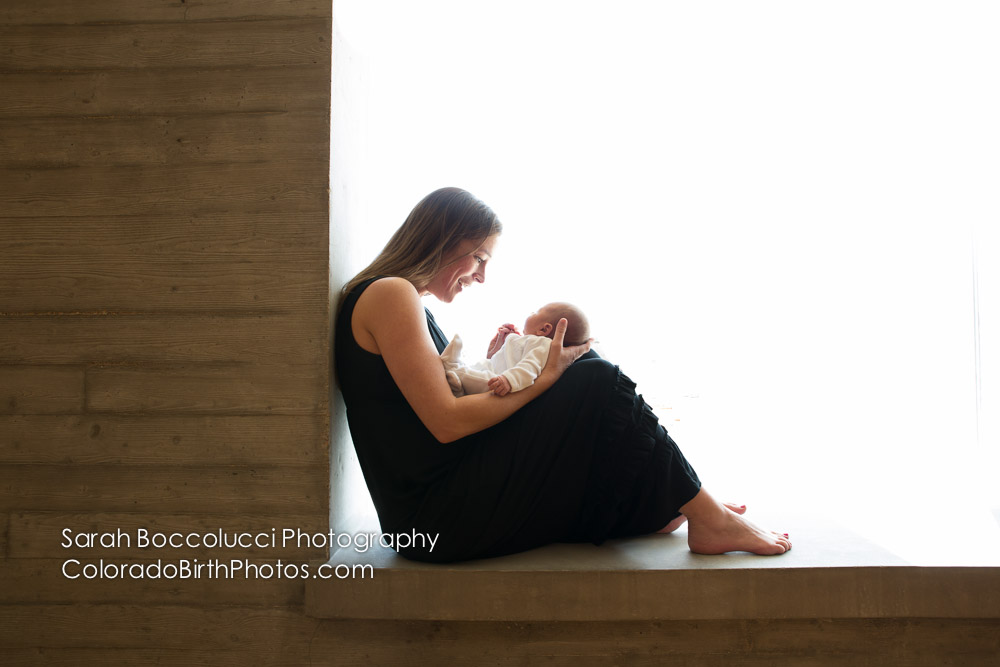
[0,1,332,663]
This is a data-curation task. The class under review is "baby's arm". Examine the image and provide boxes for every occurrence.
[486,323,520,359]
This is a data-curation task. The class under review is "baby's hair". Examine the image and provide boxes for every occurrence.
[543,302,590,346]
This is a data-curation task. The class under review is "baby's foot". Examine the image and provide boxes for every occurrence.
[687,503,790,556]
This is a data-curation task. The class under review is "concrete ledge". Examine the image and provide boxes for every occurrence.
[306,515,1000,621]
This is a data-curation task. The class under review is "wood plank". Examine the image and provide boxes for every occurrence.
[0,313,327,365]
[0,605,318,649]
[0,212,327,254]
[0,212,329,311]
[0,111,327,168]
[0,559,309,606]
[3,0,330,25]
[308,563,1000,622]
[0,366,85,415]
[4,642,1000,667]
[0,415,328,466]
[3,648,312,667]
[308,618,1000,666]
[85,364,328,415]
[0,160,328,218]
[0,20,329,71]
[0,255,327,312]
[0,465,328,514]
[1,511,8,559]
[0,616,997,665]
[0,66,329,117]
[9,511,328,559]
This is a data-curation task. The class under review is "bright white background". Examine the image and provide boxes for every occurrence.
[332,1,1000,564]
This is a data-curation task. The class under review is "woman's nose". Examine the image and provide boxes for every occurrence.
[474,266,486,283]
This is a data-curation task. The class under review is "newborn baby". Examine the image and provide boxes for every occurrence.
[441,302,590,397]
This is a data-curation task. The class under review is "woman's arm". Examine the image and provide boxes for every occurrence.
[353,278,589,443]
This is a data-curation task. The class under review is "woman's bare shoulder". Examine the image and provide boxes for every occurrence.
[364,275,417,295]
[356,276,420,313]
[352,277,424,354]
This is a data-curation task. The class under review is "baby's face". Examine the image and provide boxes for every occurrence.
[523,305,554,338]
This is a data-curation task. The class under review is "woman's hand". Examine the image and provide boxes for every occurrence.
[541,318,592,383]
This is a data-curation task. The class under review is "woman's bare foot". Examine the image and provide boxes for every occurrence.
[656,502,746,534]
[681,489,791,555]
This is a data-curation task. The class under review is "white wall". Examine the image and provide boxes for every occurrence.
[332,0,1000,563]
[330,12,378,534]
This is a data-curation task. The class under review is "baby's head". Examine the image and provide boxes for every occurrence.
[523,302,590,346]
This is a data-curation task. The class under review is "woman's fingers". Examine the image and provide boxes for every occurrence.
[552,318,568,346]
[543,320,592,378]
[542,320,568,374]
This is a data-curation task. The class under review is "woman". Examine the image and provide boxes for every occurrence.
[335,187,790,562]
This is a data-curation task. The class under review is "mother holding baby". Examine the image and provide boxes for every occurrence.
[335,187,790,562]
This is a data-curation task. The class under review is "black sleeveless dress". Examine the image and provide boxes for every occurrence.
[335,277,702,563]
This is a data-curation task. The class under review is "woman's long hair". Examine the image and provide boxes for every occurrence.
[341,187,502,300]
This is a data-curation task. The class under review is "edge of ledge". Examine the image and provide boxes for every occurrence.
[306,563,1000,621]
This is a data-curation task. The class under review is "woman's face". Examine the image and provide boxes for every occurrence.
[422,235,497,303]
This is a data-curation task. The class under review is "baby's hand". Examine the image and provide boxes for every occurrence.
[486,323,520,359]
[488,375,512,396]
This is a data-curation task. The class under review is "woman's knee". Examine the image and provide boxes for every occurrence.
[567,357,618,384]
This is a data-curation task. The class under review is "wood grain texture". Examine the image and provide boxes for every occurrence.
[0,213,329,311]
[0,559,310,606]
[0,111,327,168]
[85,364,327,415]
[0,415,328,466]
[310,618,1000,666]
[0,213,328,255]
[0,160,327,218]
[0,250,326,311]
[2,0,329,25]
[0,366,85,415]
[2,615,998,666]
[0,465,328,514]
[5,637,1000,667]
[0,211,329,256]
[9,511,328,559]
[0,0,338,662]
[0,313,327,365]
[1,20,328,71]
[0,66,328,117]
[3,649,311,667]
[0,605,319,649]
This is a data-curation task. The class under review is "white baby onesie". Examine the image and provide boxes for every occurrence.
[440,333,551,396]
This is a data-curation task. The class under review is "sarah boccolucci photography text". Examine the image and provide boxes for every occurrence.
[60,527,440,580]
